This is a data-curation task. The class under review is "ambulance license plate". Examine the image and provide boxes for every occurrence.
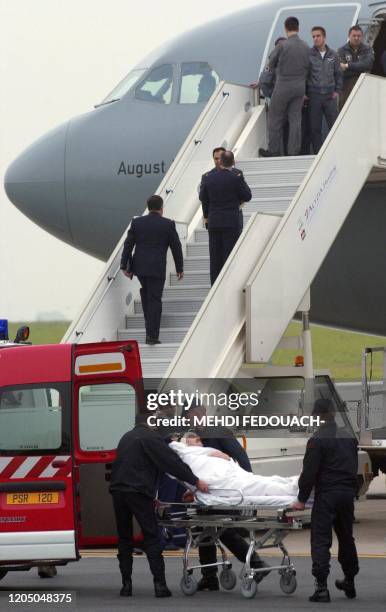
[6,492,59,505]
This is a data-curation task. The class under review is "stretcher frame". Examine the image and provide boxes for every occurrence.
[158,492,311,598]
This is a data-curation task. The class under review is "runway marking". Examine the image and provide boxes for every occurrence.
[80,550,386,559]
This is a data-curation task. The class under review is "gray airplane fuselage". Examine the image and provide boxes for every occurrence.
[4,0,386,334]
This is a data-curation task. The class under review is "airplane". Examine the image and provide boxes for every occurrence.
[4,0,386,334]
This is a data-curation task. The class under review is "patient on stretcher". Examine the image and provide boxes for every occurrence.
[169,433,299,506]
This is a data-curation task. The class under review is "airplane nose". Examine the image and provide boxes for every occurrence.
[4,121,73,245]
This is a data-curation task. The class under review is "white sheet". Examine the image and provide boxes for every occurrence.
[169,441,299,506]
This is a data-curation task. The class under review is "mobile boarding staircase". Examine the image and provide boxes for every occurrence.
[64,75,386,387]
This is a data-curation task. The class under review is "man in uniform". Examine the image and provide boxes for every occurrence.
[307,26,342,153]
[185,405,270,591]
[109,414,209,597]
[338,25,374,109]
[259,16,310,157]
[120,194,184,345]
[199,150,252,285]
[291,399,359,602]
[201,147,244,233]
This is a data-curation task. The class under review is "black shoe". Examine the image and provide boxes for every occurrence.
[120,580,132,597]
[146,338,161,345]
[309,580,331,603]
[154,581,172,597]
[38,566,57,578]
[258,148,278,158]
[335,577,356,599]
[197,575,220,591]
[252,560,271,584]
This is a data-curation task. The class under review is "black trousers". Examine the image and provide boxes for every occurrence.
[308,93,338,154]
[311,490,359,582]
[199,529,260,576]
[111,491,165,582]
[137,275,165,340]
[208,228,240,286]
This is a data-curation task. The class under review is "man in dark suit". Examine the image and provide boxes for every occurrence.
[199,150,252,285]
[120,195,184,345]
[110,414,208,597]
[203,147,244,234]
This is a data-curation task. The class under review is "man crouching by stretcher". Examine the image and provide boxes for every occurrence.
[291,398,359,603]
[109,413,209,598]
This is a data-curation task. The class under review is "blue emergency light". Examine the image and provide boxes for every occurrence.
[0,319,9,341]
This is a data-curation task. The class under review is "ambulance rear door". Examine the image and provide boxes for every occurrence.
[72,341,143,547]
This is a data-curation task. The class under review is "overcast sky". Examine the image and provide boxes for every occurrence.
[0,0,258,321]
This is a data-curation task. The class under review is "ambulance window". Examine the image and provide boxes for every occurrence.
[135,64,173,104]
[179,62,219,104]
[78,383,136,451]
[0,385,63,451]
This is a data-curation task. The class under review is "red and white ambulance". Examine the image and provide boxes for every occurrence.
[0,337,143,580]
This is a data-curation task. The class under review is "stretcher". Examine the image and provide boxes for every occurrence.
[158,489,311,598]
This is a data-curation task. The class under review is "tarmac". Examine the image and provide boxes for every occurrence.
[0,479,385,611]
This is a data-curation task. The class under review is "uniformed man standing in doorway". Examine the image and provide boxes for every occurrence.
[338,25,374,109]
[199,150,252,285]
[259,16,310,157]
[291,398,359,603]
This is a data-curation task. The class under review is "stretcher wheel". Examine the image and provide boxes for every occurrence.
[180,575,198,596]
[219,569,237,590]
[279,572,297,594]
[240,578,257,598]
[0,570,8,581]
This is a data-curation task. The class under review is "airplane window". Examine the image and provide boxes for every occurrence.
[135,64,174,104]
[179,62,220,104]
[99,68,147,105]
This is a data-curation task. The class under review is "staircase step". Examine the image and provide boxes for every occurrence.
[170,271,210,286]
[163,285,210,299]
[138,343,179,360]
[183,256,210,271]
[242,170,307,184]
[243,197,292,214]
[134,297,204,314]
[118,328,189,343]
[125,312,197,328]
[187,243,209,257]
[238,156,314,172]
[250,184,299,199]
[141,359,171,378]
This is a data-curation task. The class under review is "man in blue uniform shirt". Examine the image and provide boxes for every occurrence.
[199,150,252,285]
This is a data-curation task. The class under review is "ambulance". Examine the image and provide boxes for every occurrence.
[0,320,143,581]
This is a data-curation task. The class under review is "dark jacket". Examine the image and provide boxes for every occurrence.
[298,421,358,503]
[199,168,251,230]
[338,42,374,80]
[109,424,198,498]
[307,45,343,95]
[269,34,310,81]
[120,212,183,278]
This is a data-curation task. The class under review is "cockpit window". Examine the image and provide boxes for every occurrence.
[99,68,147,105]
[135,64,174,104]
[179,62,220,104]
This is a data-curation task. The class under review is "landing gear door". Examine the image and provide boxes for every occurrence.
[72,341,143,546]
